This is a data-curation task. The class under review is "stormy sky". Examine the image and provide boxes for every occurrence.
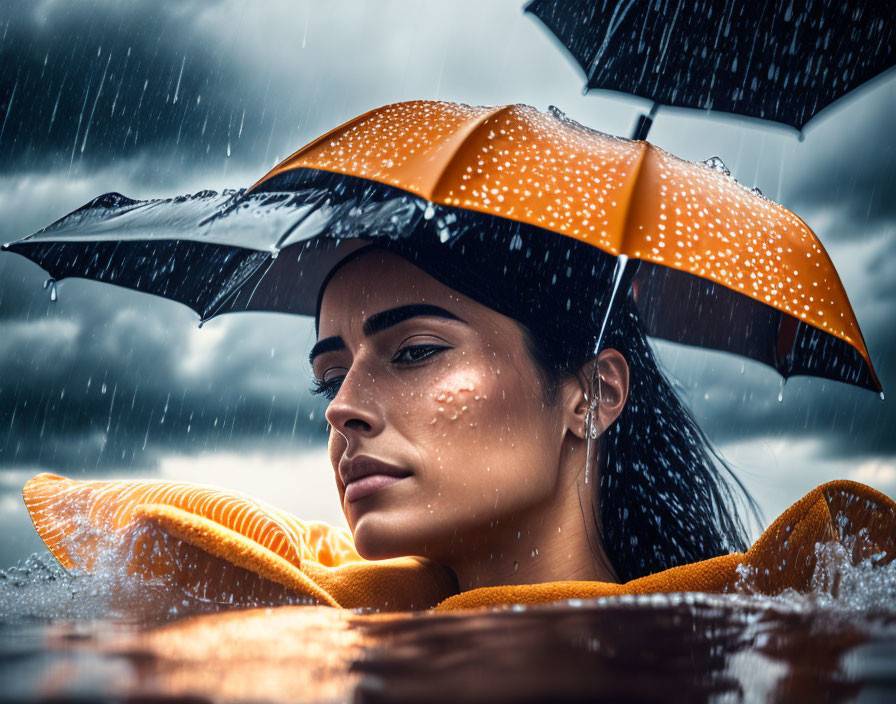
[1,0,894,565]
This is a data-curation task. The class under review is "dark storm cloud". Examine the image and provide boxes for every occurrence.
[0,250,327,473]
[0,0,274,174]
[782,84,896,236]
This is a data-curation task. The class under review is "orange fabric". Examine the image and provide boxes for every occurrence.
[23,474,894,612]
[247,101,876,384]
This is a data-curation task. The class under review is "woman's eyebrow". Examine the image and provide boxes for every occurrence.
[310,305,465,366]
[309,336,345,366]
[362,304,465,336]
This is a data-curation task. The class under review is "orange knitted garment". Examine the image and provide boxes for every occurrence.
[23,474,895,612]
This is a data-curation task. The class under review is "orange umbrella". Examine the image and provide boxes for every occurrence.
[3,100,881,394]
[248,100,881,395]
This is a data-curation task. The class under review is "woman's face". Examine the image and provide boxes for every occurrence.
[312,250,572,561]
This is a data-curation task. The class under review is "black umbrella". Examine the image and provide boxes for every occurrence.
[525,0,895,138]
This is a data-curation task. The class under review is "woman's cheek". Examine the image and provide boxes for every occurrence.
[425,370,490,432]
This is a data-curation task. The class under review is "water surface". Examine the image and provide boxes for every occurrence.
[1,547,895,703]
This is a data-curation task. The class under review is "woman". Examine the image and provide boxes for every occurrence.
[309,222,754,593]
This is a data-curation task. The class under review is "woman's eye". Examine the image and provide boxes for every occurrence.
[391,344,449,365]
[310,346,448,401]
[310,376,343,401]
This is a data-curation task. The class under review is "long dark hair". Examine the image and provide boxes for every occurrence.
[519,287,759,582]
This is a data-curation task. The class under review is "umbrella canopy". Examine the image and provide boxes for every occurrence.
[2,100,881,393]
[525,0,896,132]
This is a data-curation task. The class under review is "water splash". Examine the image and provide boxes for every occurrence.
[734,538,896,616]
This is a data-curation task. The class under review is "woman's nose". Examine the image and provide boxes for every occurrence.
[324,368,383,439]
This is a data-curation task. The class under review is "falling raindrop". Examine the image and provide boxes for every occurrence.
[880,392,886,401]
[43,278,57,302]
[778,378,786,403]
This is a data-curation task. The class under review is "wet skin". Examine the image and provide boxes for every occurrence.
[312,250,629,591]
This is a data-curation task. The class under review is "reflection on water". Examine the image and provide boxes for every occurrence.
[1,547,895,703]
[0,594,894,703]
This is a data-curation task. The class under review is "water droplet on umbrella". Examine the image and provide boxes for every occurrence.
[700,155,731,177]
[423,204,435,220]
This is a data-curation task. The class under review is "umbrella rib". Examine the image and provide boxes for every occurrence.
[586,0,637,84]
[616,141,650,258]
[427,105,519,202]
[200,252,273,322]
[273,191,329,251]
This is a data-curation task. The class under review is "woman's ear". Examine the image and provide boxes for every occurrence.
[563,348,629,440]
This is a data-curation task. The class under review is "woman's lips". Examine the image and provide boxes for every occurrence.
[344,473,409,503]
[340,457,412,504]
